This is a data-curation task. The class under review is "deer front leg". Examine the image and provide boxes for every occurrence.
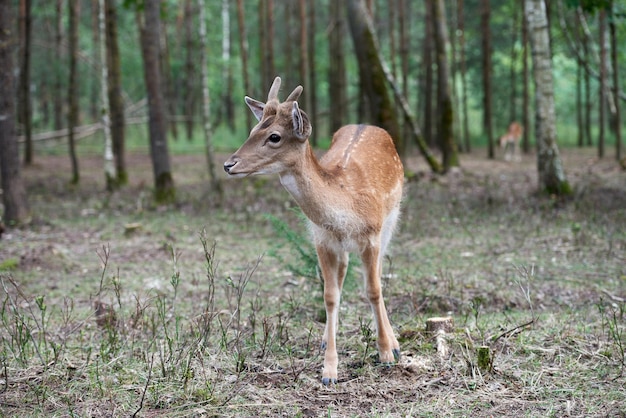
[316,245,348,385]
[361,244,400,364]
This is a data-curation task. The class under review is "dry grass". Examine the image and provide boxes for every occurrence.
[1,148,625,417]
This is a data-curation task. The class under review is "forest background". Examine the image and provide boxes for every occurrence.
[2,0,625,206]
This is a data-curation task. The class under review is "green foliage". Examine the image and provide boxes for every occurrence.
[265,210,319,282]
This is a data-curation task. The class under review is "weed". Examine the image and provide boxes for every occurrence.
[597,298,626,376]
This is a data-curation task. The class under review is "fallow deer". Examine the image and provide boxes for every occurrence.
[223,77,404,385]
[499,121,523,162]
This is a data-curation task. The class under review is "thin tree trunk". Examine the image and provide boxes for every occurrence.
[522,0,530,153]
[198,0,222,197]
[598,8,606,158]
[583,17,592,146]
[91,0,100,121]
[422,2,434,147]
[458,0,470,153]
[449,1,460,152]
[198,0,222,201]
[98,0,115,191]
[328,0,347,135]
[298,0,309,135]
[184,0,196,140]
[307,0,317,146]
[54,0,63,131]
[139,0,175,203]
[388,0,397,78]
[260,0,275,90]
[161,20,178,141]
[432,0,458,170]
[576,52,584,147]
[481,0,494,159]
[259,0,267,90]
[398,0,412,146]
[105,0,126,184]
[0,0,30,225]
[509,5,519,124]
[67,0,80,184]
[19,0,33,165]
[236,0,251,130]
[609,4,621,161]
[525,0,570,195]
[221,0,234,131]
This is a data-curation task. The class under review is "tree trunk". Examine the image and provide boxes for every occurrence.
[458,0,470,153]
[67,0,80,184]
[160,19,178,142]
[54,0,63,131]
[432,0,458,170]
[328,0,347,135]
[398,0,410,143]
[598,8,606,158]
[346,0,403,154]
[307,0,318,146]
[481,0,494,159]
[298,0,309,130]
[0,0,31,225]
[609,3,621,161]
[236,0,251,130]
[260,0,275,90]
[576,51,584,147]
[221,0,234,131]
[525,0,570,195]
[98,0,116,191]
[139,0,175,203]
[184,0,196,140]
[582,14,592,146]
[522,0,530,153]
[422,2,434,147]
[105,0,126,185]
[509,5,519,125]
[198,0,222,197]
[19,0,33,165]
[91,0,99,121]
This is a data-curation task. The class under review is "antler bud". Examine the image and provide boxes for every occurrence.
[267,76,282,102]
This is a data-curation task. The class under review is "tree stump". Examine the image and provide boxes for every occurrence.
[426,316,454,359]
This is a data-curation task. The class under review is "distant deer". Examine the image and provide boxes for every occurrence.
[224,77,404,385]
[499,121,523,162]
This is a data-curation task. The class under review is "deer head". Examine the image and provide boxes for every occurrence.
[223,77,312,177]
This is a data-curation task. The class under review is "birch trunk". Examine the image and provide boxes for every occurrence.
[525,0,571,195]
[198,0,222,196]
[98,0,116,191]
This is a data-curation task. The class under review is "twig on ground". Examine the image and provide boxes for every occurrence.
[491,319,535,343]
[132,353,154,418]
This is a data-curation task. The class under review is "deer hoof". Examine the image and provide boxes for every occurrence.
[322,377,338,385]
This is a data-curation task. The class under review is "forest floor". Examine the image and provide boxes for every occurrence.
[1,147,625,417]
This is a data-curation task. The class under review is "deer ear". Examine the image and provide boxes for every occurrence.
[292,102,311,141]
[245,96,265,121]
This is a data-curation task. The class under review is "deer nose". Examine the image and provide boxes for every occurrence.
[223,157,239,174]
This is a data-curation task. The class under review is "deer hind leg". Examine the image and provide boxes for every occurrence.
[361,241,400,364]
[317,245,348,385]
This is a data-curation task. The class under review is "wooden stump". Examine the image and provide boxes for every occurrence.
[426,316,454,359]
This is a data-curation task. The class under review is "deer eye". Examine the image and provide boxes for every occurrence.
[268,133,281,144]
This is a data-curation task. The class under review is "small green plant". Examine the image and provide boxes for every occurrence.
[266,210,320,282]
[597,298,625,376]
